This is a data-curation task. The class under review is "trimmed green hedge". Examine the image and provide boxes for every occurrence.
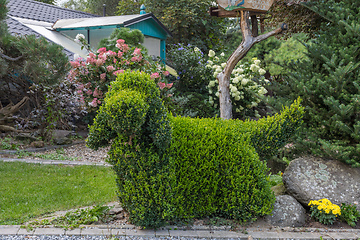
[87,71,304,228]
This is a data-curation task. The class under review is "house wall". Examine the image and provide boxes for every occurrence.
[143,36,160,59]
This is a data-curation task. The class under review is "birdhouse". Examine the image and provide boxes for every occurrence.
[217,0,275,13]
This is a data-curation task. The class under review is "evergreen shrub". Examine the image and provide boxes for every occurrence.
[87,70,304,228]
[168,116,275,222]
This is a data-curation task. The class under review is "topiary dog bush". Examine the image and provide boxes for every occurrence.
[87,70,304,228]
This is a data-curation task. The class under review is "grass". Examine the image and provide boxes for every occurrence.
[0,161,117,225]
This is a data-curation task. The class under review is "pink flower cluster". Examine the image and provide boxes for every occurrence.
[67,39,172,111]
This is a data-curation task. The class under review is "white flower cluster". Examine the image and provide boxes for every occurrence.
[74,34,85,44]
[207,51,270,117]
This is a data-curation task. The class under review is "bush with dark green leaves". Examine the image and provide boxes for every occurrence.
[87,70,304,228]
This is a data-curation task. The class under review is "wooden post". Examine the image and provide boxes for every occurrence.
[217,11,287,119]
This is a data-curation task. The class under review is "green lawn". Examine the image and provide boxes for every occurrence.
[0,162,117,224]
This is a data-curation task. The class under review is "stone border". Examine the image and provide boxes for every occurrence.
[1,225,359,239]
[0,140,85,154]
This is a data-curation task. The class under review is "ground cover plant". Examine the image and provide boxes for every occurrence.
[87,70,304,228]
[0,162,117,224]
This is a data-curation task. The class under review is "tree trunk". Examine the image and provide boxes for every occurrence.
[217,11,287,119]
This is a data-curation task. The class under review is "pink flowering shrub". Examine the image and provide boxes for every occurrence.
[68,39,171,112]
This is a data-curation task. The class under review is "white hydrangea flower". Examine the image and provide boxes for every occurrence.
[250,64,260,72]
[207,60,213,65]
[235,96,241,101]
[216,67,222,72]
[221,63,226,68]
[208,80,216,87]
[194,47,200,52]
[214,56,219,61]
[215,91,219,97]
[75,33,85,43]
[220,52,225,57]
[258,87,268,95]
[254,59,261,66]
[241,78,249,85]
[208,50,215,57]
[232,77,239,84]
[213,72,219,78]
[259,68,266,75]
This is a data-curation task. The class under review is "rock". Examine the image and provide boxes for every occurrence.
[15,133,37,142]
[53,137,72,145]
[283,156,360,210]
[271,183,287,196]
[30,141,45,148]
[109,207,123,215]
[52,130,73,145]
[266,195,307,227]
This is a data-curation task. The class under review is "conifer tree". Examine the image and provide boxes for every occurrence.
[274,0,360,167]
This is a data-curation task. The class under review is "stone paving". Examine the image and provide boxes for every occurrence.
[0,157,111,167]
[1,225,360,239]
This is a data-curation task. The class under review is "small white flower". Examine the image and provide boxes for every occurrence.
[232,77,239,84]
[254,59,261,66]
[207,60,213,65]
[250,64,260,72]
[208,50,215,57]
[264,79,270,83]
[215,91,219,97]
[220,52,225,57]
[235,96,240,101]
[221,63,226,68]
[194,47,200,52]
[213,72,219,78]
[75,33,85,43]
[258,87,268,95]
[214,56,219,61]
[259,68,266,75]
[241,78,249,85]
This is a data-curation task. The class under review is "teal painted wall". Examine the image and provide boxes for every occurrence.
[128,19,167,40]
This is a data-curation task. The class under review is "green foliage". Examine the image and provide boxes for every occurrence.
[339,203,360,227]
[264,33,308,77]
[145,0,227,53]
[166,43,215,117]
[88,70,304,228]
[98,28,145,52]
[268,0,360,167]
[51,205,111,229]
[87,70,171,228]
[86,0,118,16]
[116,0,145,15]
[240,98,304,160]
[24,205,111,230]
[168,116,275,222]
[0,137,19,150]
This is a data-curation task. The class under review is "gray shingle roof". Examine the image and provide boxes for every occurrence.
[7,0,99,23]
[6,0,100,60]
[6,16,42,37]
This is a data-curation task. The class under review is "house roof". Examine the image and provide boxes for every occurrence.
[6,0,99,23]
[5,0,171,61]
[52,13,172,37]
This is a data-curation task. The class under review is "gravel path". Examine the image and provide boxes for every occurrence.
[0,236,209,240]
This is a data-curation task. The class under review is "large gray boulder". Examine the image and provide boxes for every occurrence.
[266,195,307,227]
[283,156,360,210]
